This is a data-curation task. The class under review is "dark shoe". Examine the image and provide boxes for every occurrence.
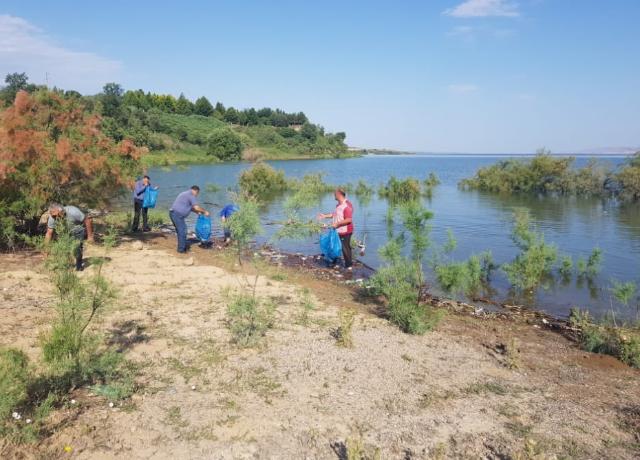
[143,227,151,232]
[76,265,84,272]
[131,228,140,233]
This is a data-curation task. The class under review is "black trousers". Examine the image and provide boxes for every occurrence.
[132,199,148,231]
[339,233,353,268]
[74,242,84,271]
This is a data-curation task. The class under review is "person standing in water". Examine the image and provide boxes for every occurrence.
[317,188,354,270]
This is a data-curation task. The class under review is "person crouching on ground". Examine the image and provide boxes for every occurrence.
[132,175,158,232]
[45,203,94,271]
[219,203,239,243]
[169,185,209,253]
[317,189,354,270]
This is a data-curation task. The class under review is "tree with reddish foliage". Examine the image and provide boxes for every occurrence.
[0,90,145,248]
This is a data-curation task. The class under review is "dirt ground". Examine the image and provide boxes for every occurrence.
[1,233,639,459]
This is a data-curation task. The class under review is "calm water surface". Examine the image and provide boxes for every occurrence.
[145,154,640,320]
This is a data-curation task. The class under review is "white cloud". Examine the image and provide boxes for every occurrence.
[448,84,479,94]
[444,0,520,18]
[0,15,122,93]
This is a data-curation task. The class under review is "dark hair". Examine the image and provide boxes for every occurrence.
[336,188,346,198]
[191,185,200,192]
[143,175,150,180]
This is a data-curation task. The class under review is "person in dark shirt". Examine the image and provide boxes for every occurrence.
[169,185,209,253]
[131,175,158,232]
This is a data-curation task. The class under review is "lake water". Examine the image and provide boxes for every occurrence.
[145,154,640,321]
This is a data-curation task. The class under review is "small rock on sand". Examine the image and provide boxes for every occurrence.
[184,257,194,266]
[132,241,143,251]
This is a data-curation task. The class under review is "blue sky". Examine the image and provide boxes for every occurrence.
[1,0,639,153]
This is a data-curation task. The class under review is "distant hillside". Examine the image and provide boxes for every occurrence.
[0,73,354,166]
[575,147,640,155]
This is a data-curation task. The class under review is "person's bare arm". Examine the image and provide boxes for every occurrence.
[192,205,210,216]
[84,217,95,242]
[45,228,54,244]
[316,212,333,220]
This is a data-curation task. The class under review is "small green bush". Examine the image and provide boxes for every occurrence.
[459,150,608,196]
[226,294,276,347]
[610,279,637,308]
[378,176,422,204]
[569,308,640,368]
[335,309,356,348]
[559,255,573,278]
[238,162,288,199]
[206,128,243,161]
[502,209,557,291]
[0,347,30,420]
[371,203,444,334]
[226,197,263,264]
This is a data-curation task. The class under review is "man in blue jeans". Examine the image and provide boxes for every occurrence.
[169,185,209,253]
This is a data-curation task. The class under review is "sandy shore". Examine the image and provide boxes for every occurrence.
[1,233,639,459]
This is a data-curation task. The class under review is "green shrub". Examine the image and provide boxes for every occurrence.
[371,203,444,334]
[559,255,573,278]
[42,226,116,382]
[0,347,30,420]
[335,309,355,348]
[354,179,374,206]
[616,152,640,202]
[569,308,640,368]
[502,209,557,291]
[378,176,422,204]
[610,279,637,309]
[226,197,263,264]
[238,162,288,199]
[459,150,607,196]
[226,294,275,347]
[207,128,243,161]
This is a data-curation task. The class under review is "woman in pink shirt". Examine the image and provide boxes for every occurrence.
[318,188,354,269]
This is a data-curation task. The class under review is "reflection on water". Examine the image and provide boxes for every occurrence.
[141,154,639,320]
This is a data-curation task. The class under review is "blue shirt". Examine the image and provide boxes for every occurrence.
[133,180,148,202]
[170,191,198,218]
[219,204,239,219]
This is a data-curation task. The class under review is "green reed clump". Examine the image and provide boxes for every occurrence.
[370,203,444,334]
[616,152,640,202]
[42,226,119,384]
[569,308,640,368]
[459,150,608,196]
[226,293,276,347]
[238,162,288,199]
[378,176,422,204]
[225,196,263,264]
[559,255,573,279]
[423,172,440,197]
[610,280,638,319]
[0,347,30,421]
[502,208,557,291]
[432,229,495,296]
[354,179,374,205]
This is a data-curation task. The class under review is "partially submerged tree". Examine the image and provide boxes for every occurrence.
[370,202,444,334]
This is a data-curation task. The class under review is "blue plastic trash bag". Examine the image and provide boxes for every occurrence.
[142,187,158,209]
[320,228,342,262]
[195,214,211,242]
